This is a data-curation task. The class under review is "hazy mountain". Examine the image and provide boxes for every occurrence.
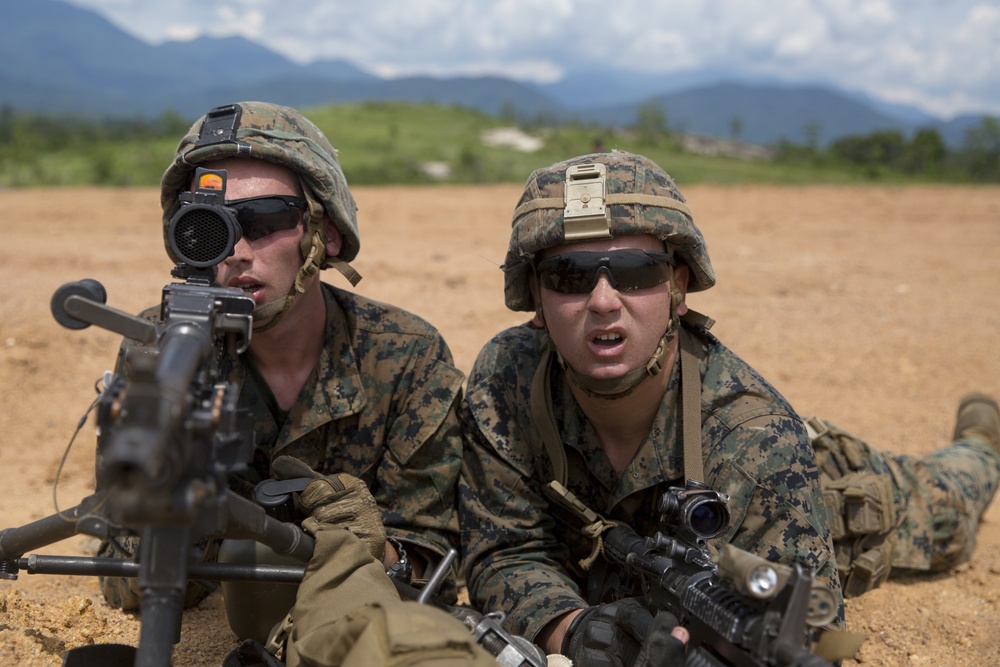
[576,82,917,146]
[0,0,989,148]
[535,67,794,110]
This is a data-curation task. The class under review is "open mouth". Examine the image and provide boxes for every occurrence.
[231,281,264,301]
[593,332,623,347]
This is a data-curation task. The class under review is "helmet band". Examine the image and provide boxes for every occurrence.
[512,193,694,223]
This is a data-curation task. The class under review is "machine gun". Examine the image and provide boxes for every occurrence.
[0,168,314,667]
[597,481,855,667]
[0,166,548,667]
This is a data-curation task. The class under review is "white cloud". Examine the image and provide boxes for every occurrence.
[163,25,201,42]
[61,0,1000,118]
[214,6,265,40]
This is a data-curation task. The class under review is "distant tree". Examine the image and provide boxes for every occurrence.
[830,130,905,169]
[802,122,822,150]
[0,105,13,145]
[500,102,518,123]
[729,116,743,141]
[530,109,559,128]
[900,127,947,175]
[635,99,669,146]
[958,116,1000,181]
[159,109,191,136]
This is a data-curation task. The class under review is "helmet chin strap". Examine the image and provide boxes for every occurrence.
[564,327,675,400]
[251,294,297,333]
[243,180,364,336]
[249,227,325,334]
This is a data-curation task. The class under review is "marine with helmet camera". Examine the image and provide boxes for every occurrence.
[96,101,501,667]
[458,151,1000,667]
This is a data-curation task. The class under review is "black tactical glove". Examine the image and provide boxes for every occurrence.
[271,455,386,562]
[562,598,686,667]
[633,610,687,667]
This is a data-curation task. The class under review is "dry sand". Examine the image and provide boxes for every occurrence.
[1,183,998,665]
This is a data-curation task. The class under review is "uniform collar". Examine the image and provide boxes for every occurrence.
[232,284,368,455]
[560,360,683,505]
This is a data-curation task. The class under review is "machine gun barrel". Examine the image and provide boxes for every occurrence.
[100,322,212,491]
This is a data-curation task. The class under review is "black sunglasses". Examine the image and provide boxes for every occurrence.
[226,195,308,241]
[535,249,675,294]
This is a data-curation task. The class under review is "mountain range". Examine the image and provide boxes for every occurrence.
[0,0,989,148]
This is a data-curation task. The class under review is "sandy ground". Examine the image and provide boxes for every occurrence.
[1,183,998,666]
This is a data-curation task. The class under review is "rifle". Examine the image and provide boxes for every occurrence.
[592,481,858,667]
[0,168,314,667]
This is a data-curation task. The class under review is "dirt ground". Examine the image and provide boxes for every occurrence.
[1,183,998,666]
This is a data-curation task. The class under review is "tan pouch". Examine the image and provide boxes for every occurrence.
[843,538,895,597]
[824,471,896,535]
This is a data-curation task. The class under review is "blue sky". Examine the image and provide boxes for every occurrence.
[63,0,1000,119]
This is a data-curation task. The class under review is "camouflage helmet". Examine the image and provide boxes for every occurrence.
[504,151,716,311]
[160,101,360,267]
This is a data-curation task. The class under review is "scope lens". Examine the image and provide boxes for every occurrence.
[686,498,729,538]
[169,204,240,268]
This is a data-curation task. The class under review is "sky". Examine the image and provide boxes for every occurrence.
[63,0,1000,120]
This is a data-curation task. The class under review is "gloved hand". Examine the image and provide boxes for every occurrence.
[633,611,687,667]
[561,598,686,667]
[271,455,386,562]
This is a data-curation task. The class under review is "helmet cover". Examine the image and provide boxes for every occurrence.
[160,101,359,267]
[504,151,715,311]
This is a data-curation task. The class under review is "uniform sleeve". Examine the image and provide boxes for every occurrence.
[458,341,586,642]
[374,330,465,589]
[704,411,845,625]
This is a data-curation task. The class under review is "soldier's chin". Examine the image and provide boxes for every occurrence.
[582,362,633,380]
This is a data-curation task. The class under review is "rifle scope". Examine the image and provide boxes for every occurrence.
[167,167,242,269]
[659,481,731,541]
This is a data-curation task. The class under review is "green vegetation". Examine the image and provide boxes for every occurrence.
[0,106,189,187]
[0,101,997,188]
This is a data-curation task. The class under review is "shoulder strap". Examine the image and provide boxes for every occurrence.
[530,339,568,486]
[679,325,706,484]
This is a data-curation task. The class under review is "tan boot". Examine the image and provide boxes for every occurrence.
[952,392,1000,451]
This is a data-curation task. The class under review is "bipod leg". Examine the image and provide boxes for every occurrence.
[0,496,105,577]
[135,524,191,667]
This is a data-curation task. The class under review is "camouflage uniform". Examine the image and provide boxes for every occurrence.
[459,321,841,642]
[459,151,842,644]
[807,416,1000,596]
[101,283,465,610]
[459,150,1000,651]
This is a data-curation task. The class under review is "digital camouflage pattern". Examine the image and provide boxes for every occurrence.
[100,282,465,609]
[458,320,844,642]
[808,415,1000,596]
[160,101,361,266]
[460,149,1000,648]
[503,151,717,311]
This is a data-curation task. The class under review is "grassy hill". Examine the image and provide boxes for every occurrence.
[0,102,979,189]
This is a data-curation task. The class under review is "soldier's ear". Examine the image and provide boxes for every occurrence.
[324,217,343,258]
[673,263,690,316]
[529,275,545,327]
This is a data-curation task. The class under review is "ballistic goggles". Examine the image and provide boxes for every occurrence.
[226,195,308,241]
[534,249,675,294]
